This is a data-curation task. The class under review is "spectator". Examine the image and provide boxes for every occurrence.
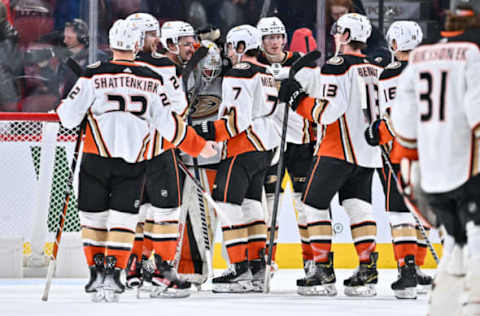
[325,0,390,65]
[0,1,22,111]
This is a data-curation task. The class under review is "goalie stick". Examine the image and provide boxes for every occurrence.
[172,46,214,277]
[42,58,85,302]
[264,50,322,293]
[356,74,440,264]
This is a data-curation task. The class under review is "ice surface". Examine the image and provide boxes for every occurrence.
[0,269,430,316]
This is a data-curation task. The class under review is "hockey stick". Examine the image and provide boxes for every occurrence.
[379,146,440,264]
[42,119,86,301]
[42,58,86,302]
[259,0,272,19]
[174,46,214,277]
[264,50,322,293]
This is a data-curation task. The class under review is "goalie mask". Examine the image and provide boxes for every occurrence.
[160,20,196,55]
[109,19,144,53]
[198,40,222,83]
[386,21,423,53]
[225,24,261,62]
[331,13,372,43]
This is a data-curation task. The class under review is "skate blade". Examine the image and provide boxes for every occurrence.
[103,288,120,303]
[393,287,417,299]
[91,288,105,303]
[297,284,337,296]
[212,280,253,293]
[150,287,190,298]
[344,284,377,297]
[250,280,264,293]
[417,284,432,295]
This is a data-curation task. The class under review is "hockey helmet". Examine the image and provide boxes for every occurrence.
[126,13,160,37]
[386,21,423,52]
[160,20,196,54]
[225,24,261,58]
[257,17,287,39]
[109,19,144,52]
[331,13,372,43]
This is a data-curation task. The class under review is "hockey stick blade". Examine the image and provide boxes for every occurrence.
[182,46,209,97]
[289,50,321,80]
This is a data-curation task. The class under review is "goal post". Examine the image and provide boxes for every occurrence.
[0,113,85,277]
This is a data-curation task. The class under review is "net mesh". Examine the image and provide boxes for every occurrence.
[0,120,80,247]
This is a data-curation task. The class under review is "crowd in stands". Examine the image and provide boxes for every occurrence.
[0,0,450,112]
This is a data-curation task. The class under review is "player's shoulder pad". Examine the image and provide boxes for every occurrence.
[448,27,480,48]
[321,56,348,75]
[83,61,113,78]
[86,61,101,69]
[379,61,407,81]
[224,62,266,78]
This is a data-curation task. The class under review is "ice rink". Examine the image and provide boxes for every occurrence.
[0,269,430,316]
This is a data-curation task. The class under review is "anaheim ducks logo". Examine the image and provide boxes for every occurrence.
[191,95,221,119]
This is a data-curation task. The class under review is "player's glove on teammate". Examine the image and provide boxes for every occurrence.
[193,121,216,141]
[278,78,307,111]
[364,118,394,146]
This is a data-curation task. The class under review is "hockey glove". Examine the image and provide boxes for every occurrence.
[193,121,216,141]
[364,118,394,146]
[278,79,307,111]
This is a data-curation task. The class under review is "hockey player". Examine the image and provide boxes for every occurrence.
[363,21,433,299]
[390,1,480,314]
[177,40,224,286]
[127,15,196,296]
[278,13,383,296]
[255,16,320,282]
[56,19,216,301]
[193,24,279,293]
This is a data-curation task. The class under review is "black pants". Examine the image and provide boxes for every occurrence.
[78,153,145,214]
[264,142,315,194]
[213,151,272,205]
[302,156,374,210]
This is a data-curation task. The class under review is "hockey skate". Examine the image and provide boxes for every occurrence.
[150,255,191,298]
[344,252,378,297]
[391,255,418,299]
[102,256,125,303]
[85,253,106,302]
[249,257,266,293]
[212,261,253,293]
[126,254,143,289]
[297,253,337,296]
[415,265,433,294]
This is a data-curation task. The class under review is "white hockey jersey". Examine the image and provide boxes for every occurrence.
[378,60,408,116]
[214,61,279,158]
[258,51,321,144]
[391,30,480,193]
[295,54,383,168]
[57,60,206,163]
[135,52,189,157]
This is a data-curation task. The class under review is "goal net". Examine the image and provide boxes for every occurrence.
[0,113,81,275]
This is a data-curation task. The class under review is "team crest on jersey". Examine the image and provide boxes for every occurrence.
[233,62,251,70]
[386,61,402,69]
[191,95,221,119]
[87,61,101,69]
[326,56,344,65]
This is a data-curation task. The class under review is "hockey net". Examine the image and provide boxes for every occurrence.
[0,113,80,270]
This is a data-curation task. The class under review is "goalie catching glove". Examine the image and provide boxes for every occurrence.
[278,78,308,111]
[364,118,394,146]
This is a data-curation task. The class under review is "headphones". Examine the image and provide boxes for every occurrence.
[65,19,89,46]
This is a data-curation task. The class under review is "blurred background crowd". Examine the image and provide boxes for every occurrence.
[0,0,452,112]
